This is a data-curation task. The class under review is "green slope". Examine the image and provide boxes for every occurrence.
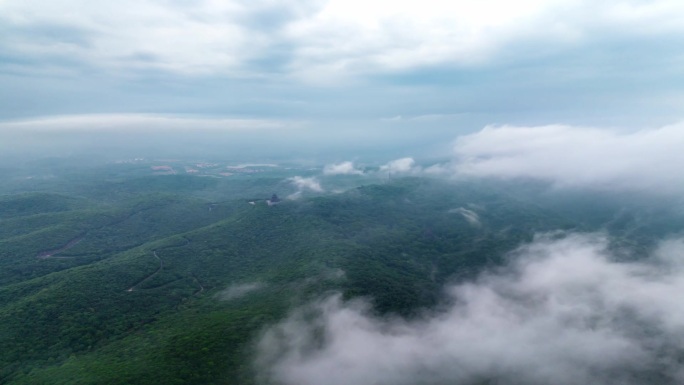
[1,176,678,384]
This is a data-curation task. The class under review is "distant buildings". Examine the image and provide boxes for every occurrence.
[151,165,176,175]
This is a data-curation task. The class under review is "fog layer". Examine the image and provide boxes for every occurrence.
[453,123,684,194]
[256,233,684,385]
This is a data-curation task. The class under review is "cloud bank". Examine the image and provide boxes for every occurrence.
[0,114,296,133]
[451,123,684,194]
[323,161,364,175]
[256,233,684,385]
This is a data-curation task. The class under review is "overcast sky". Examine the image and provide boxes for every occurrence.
[2,0,683,139]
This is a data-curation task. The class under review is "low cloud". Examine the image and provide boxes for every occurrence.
[216,282,264,301]
[448,207,481,227]
[323,161,364,175]
[256,233,684,385]
[287,176,324,199]
[451,123,684,194]
[379,157,420,174]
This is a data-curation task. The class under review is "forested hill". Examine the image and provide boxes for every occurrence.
[0,175,679,384]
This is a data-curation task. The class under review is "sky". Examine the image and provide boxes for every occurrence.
[2,0,684,153]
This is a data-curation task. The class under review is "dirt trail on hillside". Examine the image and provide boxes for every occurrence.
[37,236,84,259]
[126,250,163,292]
[36,206,158,260]
[192,274,205,295]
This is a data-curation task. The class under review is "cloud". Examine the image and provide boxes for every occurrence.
[287,176,324,199]
[283,0,684,82]
[388,114,464,122]
[256,233,684,385]
[0,114,297,132]
[0,0,271,76]
[451,122,684,194]
[379,157,419,174]
[3,0,684,129]
[448,207,481,227]
[323,161,364,175]
[215,282,264,301]
[3,0,684,80]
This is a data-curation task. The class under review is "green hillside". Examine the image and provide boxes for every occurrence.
[0,174,679,384]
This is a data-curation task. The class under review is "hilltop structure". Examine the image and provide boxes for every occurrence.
[267,193,281,206]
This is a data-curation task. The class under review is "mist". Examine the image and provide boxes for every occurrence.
[0,114,458,165]
[256,233,684,385]
[450,123,684,195]
[216,283,265,301]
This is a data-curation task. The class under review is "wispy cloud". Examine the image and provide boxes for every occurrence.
[216,282,264,301]
[448,207,481,227]
[0,114,298,132]
[256,233,684,385]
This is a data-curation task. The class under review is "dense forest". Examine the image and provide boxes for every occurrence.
[1,161,682,385]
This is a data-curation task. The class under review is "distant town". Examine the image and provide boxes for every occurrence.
[113,158,299,178]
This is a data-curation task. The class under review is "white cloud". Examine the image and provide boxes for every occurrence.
[287,176,324,199]
[272,0,684,81]
[0,1,253,75]
[448,207,481,227]
[256,233,684,385]
[283,0,564,80]
[323,161,364,175]
[451,122,684,194]
[3,0,684,79]
[379,157,419,174]
[288,176,323,192]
